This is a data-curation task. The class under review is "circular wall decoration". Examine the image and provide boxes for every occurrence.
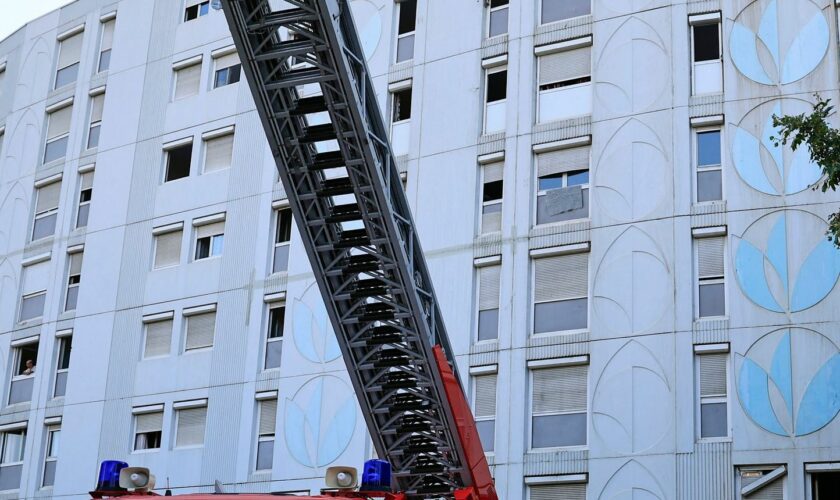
[349,0,382,61]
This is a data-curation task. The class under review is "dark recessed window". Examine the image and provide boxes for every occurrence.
[165,143,193,182]
[184,1,210,22]
[693,24,720,62]
[487,70,507,103]
[214,65,241,88]
[483,180,503,203]
[397,0,417,35]
[392,88,412,122]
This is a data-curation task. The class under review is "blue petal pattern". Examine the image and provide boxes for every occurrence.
[766,215,788,297]
[739,357,787,436]
[796,354,840,436]
[732,127,777,195]
[286,398,314,467]
[735,239,784,312]
[757,0,779,69]
[770,331,793,419]
[731,22,773,85]
[317,396,357,466]
[781,13,830,84]
[791,239,840,311]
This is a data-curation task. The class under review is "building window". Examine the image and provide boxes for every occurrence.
[391,85,411,156]
[533,252,588,334]
[64,251,83,312]
[213,50,241,89]
[32,180,62,241]
[476,264,500,342]
[541,0,590,24]
[164,141,193,182]
[143,316,173,359]
[695,129,722,202]
[395,0,417,63]
[273,208,292,273]
[535,146,590,224]
[173,60,202,100]
[696,236,725,318]
[19,261,49,322]
[184,1,210,22]
[691,17,722,95]
[53,336,71,398]
[133,409,163,451]
[528,482,587,500]
[537,44,592,123]
[472,372,497,452]
[9,340,38,405]
[265,304,285,369]
[530,363,588,448]
[696,349,728,439]
[487,0,509,38]
[44,104,72,163]
[184,307,216,351]
[256,398,277,471]
[153,226,183,269]
[203,129,234,173]
[807,466,840,499]
[55,31,83,89]
[480,162,503,233]
[98,18,115,72]
[87,92,105,149]
[175,403,207,448]
[0,427,26,491]
[76,171,94,229]
[484,67,507,134]
[194,221,224,260]
[738,466,786,499]
[42,426,60,488]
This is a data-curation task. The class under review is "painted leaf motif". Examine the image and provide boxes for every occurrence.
[598,460,665,500]
[782,12,830,84]
[791,239,840,312]
[316,396,357,466]
[795,354,840,436]
[731,22,773,85]
[732,127,777,195]
[285,398,315,467]
[738,357,787,436]
[293,297,341,364]
[735,239,784,312]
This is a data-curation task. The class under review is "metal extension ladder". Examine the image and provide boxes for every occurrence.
[220,1,475,497]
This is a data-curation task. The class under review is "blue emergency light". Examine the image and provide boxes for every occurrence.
[96,460,129,491]
[360,459,392,492]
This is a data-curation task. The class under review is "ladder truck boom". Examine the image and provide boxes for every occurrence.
[218,1,497,499]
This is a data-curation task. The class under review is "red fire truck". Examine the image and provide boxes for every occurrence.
[91,1,497,499]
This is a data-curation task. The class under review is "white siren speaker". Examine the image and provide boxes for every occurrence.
[325,466,358,489]
[119,467,156,492]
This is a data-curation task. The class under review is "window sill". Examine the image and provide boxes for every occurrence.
[131,448,161,454]
[193,255,222,263]
[141,355,171,361]
[697,437,731,444]
[17,317,44,327]
[527,445,588,454]
[152,264,180,271]
[539,14,591,28]
[533,217,590,230]
[183,347,213,355]
[174,444,205,450]
[531,328,588,338]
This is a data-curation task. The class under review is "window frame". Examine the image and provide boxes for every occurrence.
[201,130,235,174]
[183,1,210,22]
[194,231,224,261]
[32,182,61,242]
[486,0,509,38]
[474,263,501,344]
[530,253,589,336]
[54,32,83,90]
[534,167,590,227]
[153,228,184,270]
[53,335,72,398]
[272,208,292,273]
[19,291,47,323]
[536,53,592,124]
[540,0,592,26]
[693,127,723,204]
[255,398,277,471]
[264,303,285,370]
[10,341,39,383]
[163,140,194,183]
[483,65,507,134]
[479,165,503,234]
[172,61,202,101]
[805,464,840,500]
[142,317,174,360]
[0,428,26,468]
[64,252,82,312]
[394,0,417,63]
[690,19,723,96]
[212,60,242,89]
[694,348,731,441]
[527,362,589,451]
[86,93,104,150]
[183,308,217,353]
[132,410,164,453]
[470,372,497,454]
[97,17,115,73]
[174,404,208,449]
[42,425,60,488]
[694,236,727,319]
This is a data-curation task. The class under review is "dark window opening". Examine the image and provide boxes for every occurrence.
[134,431,161,450]
[539,76,591,92]
[483,180,503,203]
[397,0,417,35]
[214,65,241,88]
[487,71,507,103]
[813,472,840,500]
[80,188,92,204]
[490,0,509,6]
[693,24,720,62]
[268,307,285,339]
[165,143,193,182]
[276,209,292,244]
[195,237,211,260]
[16,344,38,376]
[184,1,210,22]
[697,130,721,166]
[392,88,412,122]
[58,338,72,370]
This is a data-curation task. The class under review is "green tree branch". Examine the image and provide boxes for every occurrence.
[772,96,840,247]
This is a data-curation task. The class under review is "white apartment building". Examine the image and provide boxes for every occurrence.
[0,0,839,498]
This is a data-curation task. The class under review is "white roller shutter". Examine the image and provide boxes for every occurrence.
[155,230,182,268]
[68,252,83,276]
[101,20,115,51]
[135,412,163,433]
[532,365,587,415]
[530,484,586,500]
[537,146,590,178]
[258,399,277,436]
[196,221,225,239]
[700,353,727,398]
[214,51,240,70]
[58,33,83,69]
[23,261,50,295]
[534,253,588,303]
[47,107,73,140]
[81,172,94,190]
[90,94,105,123]
[539,46,591,86]
[185,311,216,350]
[176,407,207,447]
[204,134,234,172]
[36,182,62,214]
[144,320,172,357]
[698,237,724,279]
[174,63,201,100]
[478,265,501,311]
[474,374,497,418]
[483,162,503,183]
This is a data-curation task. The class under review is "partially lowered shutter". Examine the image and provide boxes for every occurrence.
[47,106,73,140]
[135,412,163,433]
[214,51,240,70]
[259,399,277,436]
[196,221,225,239]
[174,63,201,100]
[101,20,115,51]
[698,237,725,279]
[534,253,588,303]
[58,33,83,69]
[699,353,727,397]
[36,182,62,214]
[23,261,50,295]
[155,230,182,268]
[478,265,501,311]
[474,374,497,418]
[530,484,586,500]
[185,311,216,350]
[537,146,590,178]
[176,407,207,447]
[483,162,503,183]
[539,46,590,86]
[532,365,587,414]
[144,320,172,357]
[204,134,234,172]
[90,93,105,123]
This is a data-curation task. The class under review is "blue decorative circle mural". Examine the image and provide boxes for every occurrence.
[735,210,840,313]
[738,328,840,437]
[732,99,823,196]
[730,0,829,85]
[293,283,341,364]
[285,375,357,467]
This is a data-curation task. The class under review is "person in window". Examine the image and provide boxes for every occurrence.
[22,360,35,375]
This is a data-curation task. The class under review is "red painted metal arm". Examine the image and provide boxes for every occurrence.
[432,347,498,500]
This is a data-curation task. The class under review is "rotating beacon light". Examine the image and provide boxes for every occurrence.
[96,460,129,491]
[360,459,392,492]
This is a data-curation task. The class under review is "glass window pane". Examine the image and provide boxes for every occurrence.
[532,413,586,447]
[98,49,111,72]
[396,34,415,63]
[256,440,274,470]
[2,432,24,463]
[77,203,90,228]
[268,308,285,339]
[483,180,503,203]
[165,144,193,181]
[478,309,499,342]
[273,244,290,273]
[54,371,68,398]
[699,282,725,317]
[697,131,721,166]
[65,286,78,311]
[538,174,564,191]
[44,136,69,163]
[397,0,417,34]
[700,402,727,438]
[195,238,210,259]
[536,188,589,224]
[534,298,587,333]
[542,0,590,24]
[489,8,508,38]
[20,294,46,322]
[48,430,60,457]
[0,464,22,491]
[88,125,101,149]
[567,170,589,186]
[486,71,507,103]
[211,235,224,256]
[43,460,56,487]
[32,214,57,240]
[693,24,720,62]
[55,63,79,89]
[697,170,722,202]
[265,340,283,369]
[476,420,495,452]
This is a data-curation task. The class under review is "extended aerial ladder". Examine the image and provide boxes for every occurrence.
[217,1,497,499]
